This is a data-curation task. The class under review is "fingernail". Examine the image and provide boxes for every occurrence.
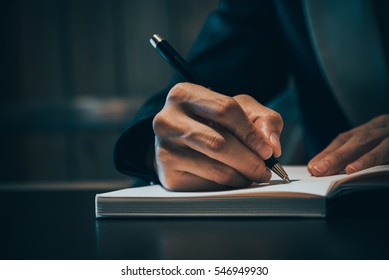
[347,161,363,174]
[314,160,330,174]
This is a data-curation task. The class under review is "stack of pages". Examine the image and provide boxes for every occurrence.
[95,165,389,218]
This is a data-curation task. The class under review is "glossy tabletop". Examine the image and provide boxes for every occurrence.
[1,181,389,259]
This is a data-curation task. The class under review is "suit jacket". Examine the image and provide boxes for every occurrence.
[114,0,389,182]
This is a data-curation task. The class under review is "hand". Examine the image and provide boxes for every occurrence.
[308,114,389,176]
[152,82,283,191]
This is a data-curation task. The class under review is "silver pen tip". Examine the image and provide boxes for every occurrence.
[271,163,291,183]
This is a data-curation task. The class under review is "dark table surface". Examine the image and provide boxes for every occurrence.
[1,181,389,260]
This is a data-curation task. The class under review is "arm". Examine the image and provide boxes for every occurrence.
[114,0,289,184]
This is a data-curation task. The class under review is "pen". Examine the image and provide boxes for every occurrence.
[150,33,291,183]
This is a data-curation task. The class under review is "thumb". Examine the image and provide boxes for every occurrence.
[257,118,282,157]
[234,94,283,157]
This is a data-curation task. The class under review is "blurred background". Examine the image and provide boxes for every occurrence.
[0,0,218,182]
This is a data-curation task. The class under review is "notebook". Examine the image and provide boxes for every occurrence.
[95,165,389,218]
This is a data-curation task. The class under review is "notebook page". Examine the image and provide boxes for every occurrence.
[98,166,347,199]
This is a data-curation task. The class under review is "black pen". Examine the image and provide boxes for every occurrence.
[150,34,290,183]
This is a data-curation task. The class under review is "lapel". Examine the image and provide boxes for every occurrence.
[303,0,389,126]
[372,0,389,71]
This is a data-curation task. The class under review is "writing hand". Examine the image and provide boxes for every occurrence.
[152,83,283,191]
[308,114,389,176]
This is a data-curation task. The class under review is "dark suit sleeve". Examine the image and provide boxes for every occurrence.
[114,0,289,181]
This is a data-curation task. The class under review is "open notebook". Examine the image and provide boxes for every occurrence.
[95,165,389,218]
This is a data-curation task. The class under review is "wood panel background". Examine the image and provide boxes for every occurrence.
[0,0,218,181]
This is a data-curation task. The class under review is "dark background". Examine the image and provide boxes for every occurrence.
[0,0,218,182]
[1,1,388,262]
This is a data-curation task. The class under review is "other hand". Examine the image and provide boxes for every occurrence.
[308,114,389,176]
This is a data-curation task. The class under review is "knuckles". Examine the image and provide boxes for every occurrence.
[363,152,379,166]
[152,111,170,136]
[153,83,189,135]
[326,150,347,167]
[243,129,261,150]
[353,131,375,144]
[166,82,189,104]
[203,132,227,153]
[211,165,237,186]
[335,132,350,144]
[213,97,240,120]
[263,111,284,131]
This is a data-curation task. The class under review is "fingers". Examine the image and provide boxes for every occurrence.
[167,83,278,160]
[308,126,365,173]
[184,123,272,183]
[308,125,389,176]
[155,115,272,183]
[346,137,389,174]
[234,94,284,157]
[307,118,385,173]
[152,82,281,190]
[155,142,253,191]
[307,131,352,175]
[159,171,239,192]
